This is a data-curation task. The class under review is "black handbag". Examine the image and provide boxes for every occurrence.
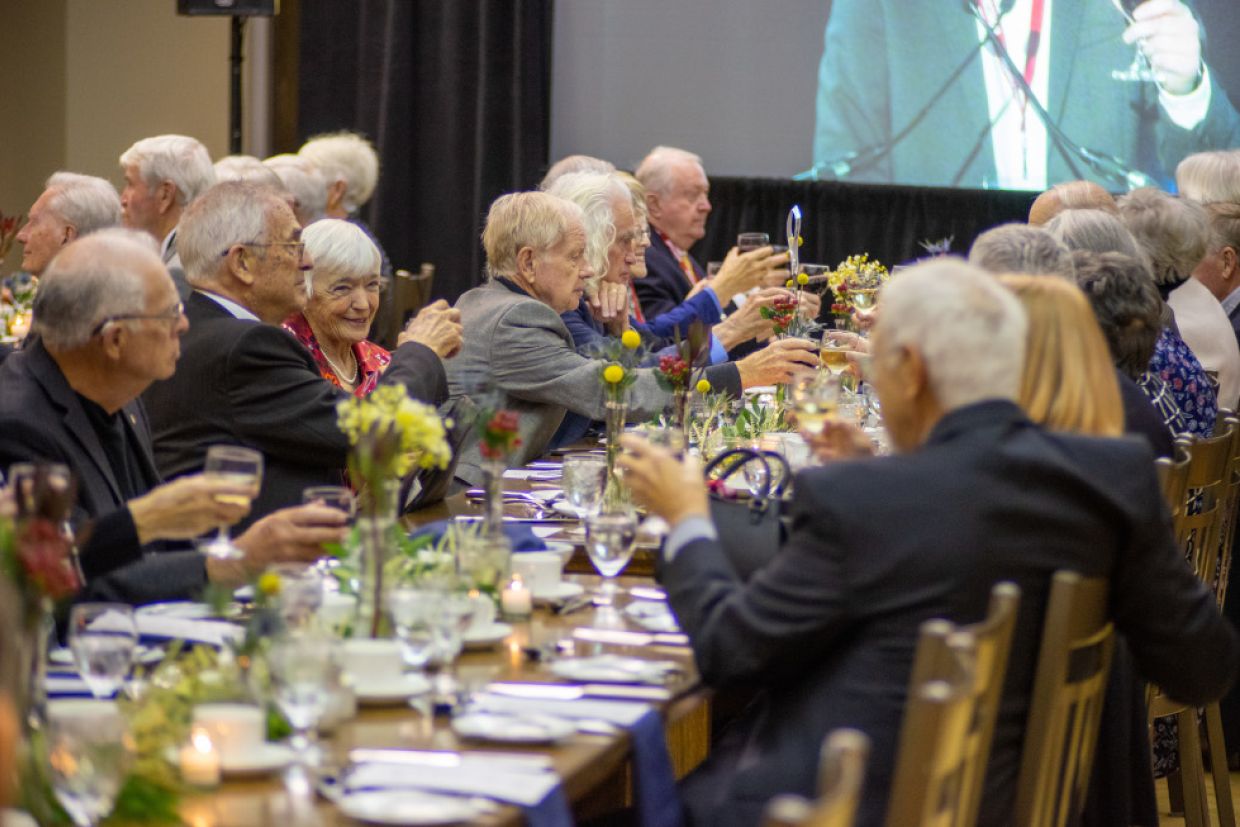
[703,448,792,580]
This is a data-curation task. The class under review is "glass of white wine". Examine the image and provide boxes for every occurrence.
[198,445,263,561]
[849,287,878,311]
[788,370,844,436]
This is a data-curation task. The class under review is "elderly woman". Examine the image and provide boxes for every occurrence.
[283,219,390,396]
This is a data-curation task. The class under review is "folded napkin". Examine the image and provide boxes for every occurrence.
[344,754,572,827]
[472,694,684,827]
[502,469,562,481]
[134,616,243,647]
[44,676,99,697]
[410,520,548,551]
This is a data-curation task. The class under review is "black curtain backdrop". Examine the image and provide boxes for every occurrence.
[297,0,553,304]
[694,178,1036,271]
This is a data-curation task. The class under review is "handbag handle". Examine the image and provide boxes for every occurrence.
[703,447,793,501]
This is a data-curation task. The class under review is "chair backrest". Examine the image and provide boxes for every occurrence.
[762,729,871,827]
[1214,414,1240,606]
[1155,442,1191,521]
[1175,420,1235,586]
[393,264,435,329]
[1013,572,1114,827]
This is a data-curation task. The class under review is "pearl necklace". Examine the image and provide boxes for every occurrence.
[321,346,359,385]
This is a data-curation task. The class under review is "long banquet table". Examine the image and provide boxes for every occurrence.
[175,470,709,827]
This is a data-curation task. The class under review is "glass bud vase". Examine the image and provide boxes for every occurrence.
[672,388,689,436]
[355,482,398,638]
[603,396,629,508]
[480,458,506,538]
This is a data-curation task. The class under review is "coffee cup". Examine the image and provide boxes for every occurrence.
[467,591,497,632]
[192,703,265,760]
[511,551,563,595]
[339,638,404,682]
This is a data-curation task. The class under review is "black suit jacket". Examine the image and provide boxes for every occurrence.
[635,230,706,320]
[663,400,1236,827]
[1117,369,1174,458]
[0,340,208,603]
[141,292,448,524]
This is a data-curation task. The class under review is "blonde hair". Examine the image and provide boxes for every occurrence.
[481,191,584,280]
[999,274,1123,437]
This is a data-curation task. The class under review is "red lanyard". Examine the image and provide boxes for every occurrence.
[979,0,1045,89]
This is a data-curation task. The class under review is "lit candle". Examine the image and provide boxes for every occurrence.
[501,574,533,619]
[180,727,221,788]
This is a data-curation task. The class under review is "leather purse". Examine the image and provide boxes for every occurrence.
[703,448,792,580]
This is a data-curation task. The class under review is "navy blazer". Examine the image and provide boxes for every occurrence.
[664,400,1237,827]
[634,229,706,320]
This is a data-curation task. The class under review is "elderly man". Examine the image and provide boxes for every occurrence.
[142,182,460,524]
[619,259,1236,827]
[967,223,1076,277]
[265,154,328,227]
[1196,202,1240,348]
[0,230,345,603]
[634,146,788,319]
[119,134,216,299]
[1176,149,1240,204]
[16,172,121,277]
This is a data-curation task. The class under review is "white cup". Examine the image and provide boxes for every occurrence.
[192,704,264,760]
[339,639,404,682]
[318,592,357,634]
[511,551,563,595]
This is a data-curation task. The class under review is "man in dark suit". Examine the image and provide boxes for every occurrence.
[0,231,346,604]
[633,146,789,319]
[812,0,1240,189]
[619,259,1238,827]
[141,182,461,525]
[15,172,121,278]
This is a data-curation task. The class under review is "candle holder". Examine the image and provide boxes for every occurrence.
[500,574,534,620]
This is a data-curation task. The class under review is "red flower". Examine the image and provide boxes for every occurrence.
[479,408,522,460]
[16,518,80,601]
[658,355,690,384]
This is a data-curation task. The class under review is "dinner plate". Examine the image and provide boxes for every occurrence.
[338,790,481,825]
[531,582,584,604]
[49,645,165,666]
[549,654,677,685]
[451,711,576,744]
[462,623,513,650]
[355,674,432,705]
[623,602,680,633]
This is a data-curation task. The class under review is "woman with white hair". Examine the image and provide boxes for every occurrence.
[283,219,390,396]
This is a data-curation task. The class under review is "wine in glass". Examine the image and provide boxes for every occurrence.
[1109,0,1156,82]
[737,232,770,253]
[267,634,334,765]
[584,511,638,608]
[788,371,844,435]
[849,288,878,311]
[302,485,355,516]
[46,700,131,827]
[199,445,263,560]
[69,604,137,699]
[560,454,607,520]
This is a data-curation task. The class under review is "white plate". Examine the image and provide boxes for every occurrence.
[462,623,513,650]
[49,645,164,666]
[451,711,576,744]
[549,654,677,685]
[355,674,432,705]
[136,602,241,620]
[338,790,480,825]
[531,582,584,604]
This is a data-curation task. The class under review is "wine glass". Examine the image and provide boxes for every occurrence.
[267,634,334,765]
[788,371,844,437]
[849,287,878,311]
[1108,0,1156,82]
[645,426,687,459]
[388,588,441,672]
[302,485,354,582]
[198,445,263,561]
[818,332,852,377]
[560,454,607,520]
[46,700,131,827]
[584,511,638,608]
[69,604,137,699]
[737,232,770,253]
[270,563,325,631]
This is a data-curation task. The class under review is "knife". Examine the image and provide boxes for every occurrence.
[486,682,672,701]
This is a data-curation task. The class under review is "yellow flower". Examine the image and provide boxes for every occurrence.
[695,379,712,394]
[785,279,794,288]
[621,329,641,350]
[603,364,625,384]
[257,572,281,597]
[796,272,809,286]
[797,235,804,247]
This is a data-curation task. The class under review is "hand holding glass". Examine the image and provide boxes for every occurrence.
[199,445,263,560]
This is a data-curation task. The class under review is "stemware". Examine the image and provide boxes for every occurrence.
[584,511,639,608]
[737,232,770,252]
[560,454,608,520]
[388,588,441,672]
[302,485,355,516]
[644,427,687,459]
[198,445,263,560]
[818,334,852,377]
[46,700,131,827]
[1108,0,1156,83]
[788,370,844,436]
[267,634,335,765]
[270,563,325,631]
[69,603,137,699]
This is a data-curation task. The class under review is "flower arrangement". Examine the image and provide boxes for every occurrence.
[828,253,889,316]
[654,322,710,431]
[1,466,81,620]
[596,328,644,403]
[761,294,802,337]
[1,210,33,340]
[478,409,521,462]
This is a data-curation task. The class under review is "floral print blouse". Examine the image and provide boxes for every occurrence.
[283,313,391,397]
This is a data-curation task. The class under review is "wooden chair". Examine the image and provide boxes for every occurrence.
[1013,572,1114,827]
[762,729,871,827]
[393,264,435,327]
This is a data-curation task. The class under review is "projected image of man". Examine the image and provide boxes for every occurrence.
[811,0,1240,190]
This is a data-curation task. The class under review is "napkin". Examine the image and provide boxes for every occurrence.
[472,694,684,827]
[410,520,548,551]
[134,616,243,647]
[344,755,572,827]
[502,469,562,481]
[44,676,98,697]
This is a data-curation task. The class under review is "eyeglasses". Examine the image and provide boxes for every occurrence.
[91,301,184,336]
[223,240,307,261]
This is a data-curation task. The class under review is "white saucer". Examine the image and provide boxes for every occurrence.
[531,581,584,604]
[338,790,481,825]
[451,711,576,744]
[549,654,677,685]
[462,623,513,650]
[551,501,582,519]
[164,742,294,777]
[354,674,432,705]
[50,645,164,666]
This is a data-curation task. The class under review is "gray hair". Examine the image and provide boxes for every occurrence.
[43,172,121,236]
[1117,188,1209,287]
[876,258,1028,410]
[177,181,282,286]
[303,219,380,282]
[1205,202,1240,255]
[482,191,585,280]
[1045,208,1147,260]
[544,171,630,282]
[32,229,158,350]
[635,146,704,197]
[540,155,616,191]
[213,154,283,188]
[299,132,379,213]
[968,223,1075,277]
[1176,151,1240,205]
[1070,250,1162,380]
[264,154,328,224]
[119,134,216,206]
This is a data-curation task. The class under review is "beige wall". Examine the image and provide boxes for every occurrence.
[0,0,230,271]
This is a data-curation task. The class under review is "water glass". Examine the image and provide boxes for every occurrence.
[430,592,478,667]
[269,563,325,631]
[388,588,441,671]
[69,604,137,699]
[199,445,263,561]
[46,700,131,827]
[737,232,770,252]
[267,634,334,761]
[561,454,607,519]
[584,511,638,607]
[302,485,355,517]
[645,427,687,459]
